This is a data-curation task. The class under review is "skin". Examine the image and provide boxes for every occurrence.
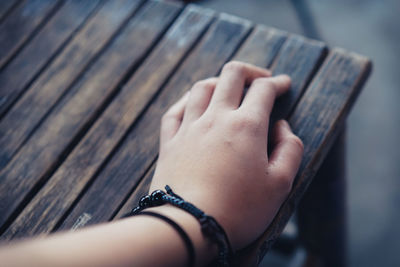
[0,61,303,266]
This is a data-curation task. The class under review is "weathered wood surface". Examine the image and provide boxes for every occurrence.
[0,0,61,69]
[0,0,141,170]
[0,0,181,234]
[239,48,371,265]
[114,163,157,219]
[3,4,215,239]
[0,0,101,119]
[58,13,253,231]
[270,35,327,122]
[0,0,20,22]
[233,25,287,68]
[0,1,372,265]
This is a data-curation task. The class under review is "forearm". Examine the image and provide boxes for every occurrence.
[0,206,217,267]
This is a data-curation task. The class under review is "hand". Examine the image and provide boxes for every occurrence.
[150,61,303,250]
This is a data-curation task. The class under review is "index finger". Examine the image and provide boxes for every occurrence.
[208,61,271,109]
[238,74,291,129]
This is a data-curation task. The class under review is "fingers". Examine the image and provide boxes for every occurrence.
[268,120,304,192]
[239,75,291,129]
[182,78,217,124]
[160,92,189,145]
[209,61,271,109]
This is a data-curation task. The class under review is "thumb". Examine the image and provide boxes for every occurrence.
[268,120,304,192]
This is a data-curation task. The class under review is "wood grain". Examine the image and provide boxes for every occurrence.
[245,48,372,265]
[233,25,287,67]
[0,0,20,22]
[0,0,102,118]
[2,4,214,239]
[58,13,253,231]
[0,0,181,235]
[0,0,142,170]
[269,35,327,123]
[114,163,156,219]
[0,0,61,69]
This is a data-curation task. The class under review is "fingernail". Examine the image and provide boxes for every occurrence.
[278,74,291,83]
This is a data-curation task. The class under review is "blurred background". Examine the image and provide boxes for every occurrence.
[193,0,400,266]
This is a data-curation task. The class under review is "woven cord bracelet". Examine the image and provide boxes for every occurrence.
[123,185,233,267]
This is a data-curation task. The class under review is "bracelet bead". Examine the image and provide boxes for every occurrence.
[139,195,151,208]
[150,190,166,205]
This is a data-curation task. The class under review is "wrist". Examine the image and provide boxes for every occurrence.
[147,205,218,266]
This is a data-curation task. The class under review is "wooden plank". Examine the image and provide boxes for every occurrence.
[270,35,327,123]
[0,0,20,22]
[0,0,102,118]
[233,25,286,67]
[0,0,61,69]
[58,13,253,231]
[114,164,156,219]
[0,0,181,235]
[2,4,214,239]
[243,48,372,264]
[0,0,142,170]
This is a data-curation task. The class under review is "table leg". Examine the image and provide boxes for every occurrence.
[297,128,347,267]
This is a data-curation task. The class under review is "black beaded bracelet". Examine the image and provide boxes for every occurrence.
[123,185,233,267]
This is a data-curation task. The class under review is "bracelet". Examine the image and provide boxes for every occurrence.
[126,211,195,267]
[123,185,233,266]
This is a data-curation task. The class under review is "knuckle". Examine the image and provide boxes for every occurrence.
[222,61,246,75]
[232,114,262,134]
[198,115,216,132]
[192,79,215,92]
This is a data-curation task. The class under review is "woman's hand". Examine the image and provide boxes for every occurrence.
[150,61,304,250]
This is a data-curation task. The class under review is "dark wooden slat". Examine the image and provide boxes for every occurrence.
[0,0,181,235]
[0,0,61,69]
[247,48,372,264]
[0,0,20,22]
[0,0,102,118]
[58,13,253,231]
[270,35,327,123]
[3,5,214,239]
[233,25,287,67]
[114,164,156,219]
[114,25,290,220]
[0,0,142,170]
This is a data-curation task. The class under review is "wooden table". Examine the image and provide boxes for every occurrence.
[0,0,371,265]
